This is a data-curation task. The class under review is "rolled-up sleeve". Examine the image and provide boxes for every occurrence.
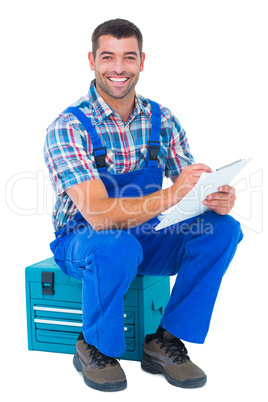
[44,117,100,196]
[165,114,195,178]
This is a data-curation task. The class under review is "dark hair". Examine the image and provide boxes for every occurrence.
[91,18,143,57]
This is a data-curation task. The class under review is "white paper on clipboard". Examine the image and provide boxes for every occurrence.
[154,157,252,231]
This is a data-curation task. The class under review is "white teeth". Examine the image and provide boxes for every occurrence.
[108,77,128,82]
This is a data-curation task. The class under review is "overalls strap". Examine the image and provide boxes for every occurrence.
[63,106,107,173]
[146,100,162,167]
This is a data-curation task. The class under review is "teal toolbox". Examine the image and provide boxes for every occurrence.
[25,258,170,361]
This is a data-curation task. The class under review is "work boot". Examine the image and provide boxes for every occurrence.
[141,330,207,388]
[73,332,127,392]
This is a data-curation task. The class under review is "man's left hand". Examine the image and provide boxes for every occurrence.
[202,185,236,215]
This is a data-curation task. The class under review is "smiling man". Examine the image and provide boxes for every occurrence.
[44,19,243,392]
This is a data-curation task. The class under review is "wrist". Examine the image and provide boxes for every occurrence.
[170,183,184,206]
[162,185,181,210]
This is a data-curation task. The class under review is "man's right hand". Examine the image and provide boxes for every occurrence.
[171,163,212,203]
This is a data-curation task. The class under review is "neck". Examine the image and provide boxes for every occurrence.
[109,97,135,123]
[96,84,135,123]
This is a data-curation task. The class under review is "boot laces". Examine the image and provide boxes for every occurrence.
[83,341,118,368]
[156,337,190,364]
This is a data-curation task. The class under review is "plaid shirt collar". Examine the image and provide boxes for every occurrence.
[88,79,151,124]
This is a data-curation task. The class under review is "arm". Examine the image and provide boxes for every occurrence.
[67,163,212,231]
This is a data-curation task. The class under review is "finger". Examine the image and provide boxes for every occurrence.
[190,163,213,173]
[205,192,236,202]
[217,185,236,194]
[203,199,234,207]
[202,195,236,211]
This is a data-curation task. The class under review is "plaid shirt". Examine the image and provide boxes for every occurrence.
[44,80,194,230]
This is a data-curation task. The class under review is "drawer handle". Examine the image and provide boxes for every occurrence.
[34,318,82,327]
[34,306,82,314]
[124,313,133,318]
[35,319,127,331]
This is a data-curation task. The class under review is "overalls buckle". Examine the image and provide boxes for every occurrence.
[93,147,107,169]
[148,140,160,161]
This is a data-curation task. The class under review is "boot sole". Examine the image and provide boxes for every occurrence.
[141,352,207,389]
[73,352,127,392]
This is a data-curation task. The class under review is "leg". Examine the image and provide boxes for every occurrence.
[161,212,243,343]
[133,211,243,343]
[51,226,143,357]
[134,212,242,388]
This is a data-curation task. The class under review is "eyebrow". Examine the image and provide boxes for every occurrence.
[99,51,139,57]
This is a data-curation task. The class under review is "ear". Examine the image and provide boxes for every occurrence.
[140,52,145,72]
[88,52,95,71]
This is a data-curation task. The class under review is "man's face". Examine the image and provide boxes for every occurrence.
[88,35,145,103]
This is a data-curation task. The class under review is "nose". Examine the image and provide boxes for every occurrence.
[112,57,126,75]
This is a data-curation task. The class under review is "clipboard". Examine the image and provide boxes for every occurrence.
[154,157,252,231]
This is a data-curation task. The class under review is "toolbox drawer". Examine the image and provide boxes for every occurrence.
[125,338,135,351]
[34,305,83,321]
[36,330,79,345]
[123,325,135,338]
[124,311,135,324]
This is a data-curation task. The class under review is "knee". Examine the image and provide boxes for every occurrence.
[218,214,243,243]
[205,211,243,244]
[96,231,143,278]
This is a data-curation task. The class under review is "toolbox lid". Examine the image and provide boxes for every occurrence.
[25,257,168,289]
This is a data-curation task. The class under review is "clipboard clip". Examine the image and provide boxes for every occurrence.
[216,159,242,172]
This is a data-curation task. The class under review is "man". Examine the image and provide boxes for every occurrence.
[44,19,243,392]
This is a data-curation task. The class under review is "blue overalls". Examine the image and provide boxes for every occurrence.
[50,100,243,358]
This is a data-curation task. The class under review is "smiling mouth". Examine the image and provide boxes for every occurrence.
[108,77,130,83]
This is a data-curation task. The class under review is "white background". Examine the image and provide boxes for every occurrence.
[1,0,267,401]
